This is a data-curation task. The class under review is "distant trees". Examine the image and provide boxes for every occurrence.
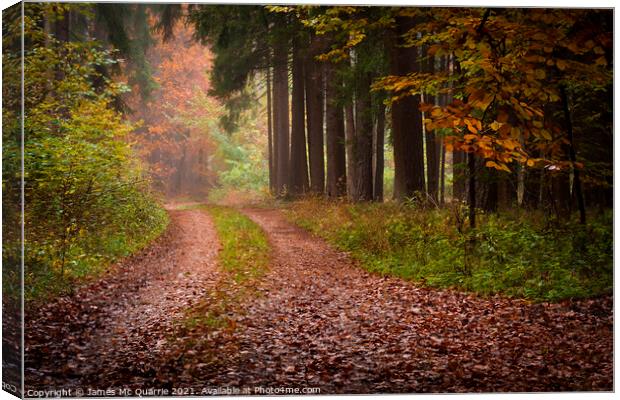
[186,5,611,224]
[3,3,168,285]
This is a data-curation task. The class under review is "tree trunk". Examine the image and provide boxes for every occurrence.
[390,17,425,201]
[351,71,374,202]
[273,41,290,196]
[483,168,498,212]
[439,141,446,205]
[423,48,439,204]
[561,85,586,224]
[305,35,325,194]
[453,150,466,201]
[289,37,309,195]
[325,62,347,198]
[467,152,476,228]
[373,103,385,202]
[345,102,356,199]
[266,65,275,194]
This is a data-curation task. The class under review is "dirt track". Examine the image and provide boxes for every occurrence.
[25,207,613,394]
[25,209,220,390]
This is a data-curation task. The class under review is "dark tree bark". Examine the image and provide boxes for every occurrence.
[266,65,275,194]
[373,103,385,202]
[467,152,476,228]
[325,63,347,198]
[483,168,499,212]
[390,17,425,201]
[439,142,446,205]
[423,47,440,203]
[561,85,586,224]
[273,40,290,196]
[496,172,515,209]
[345,102,356,198]
[523,167,541,208]
[289,37,309,195]
[351,71,374,202]
[438,55,449,205]
[305,35,325,194]
[452,151,467,201]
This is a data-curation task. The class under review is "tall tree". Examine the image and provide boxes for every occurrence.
[351,68,374,201]
[273,39,290,195]
[305,34,325,194]
[325,62,347,197]
[289,34,309,195]
[266,64,275,194]
[389,16,425,201]
[373,103,385,201]
[423,47,440,203]
[344,101,356,198]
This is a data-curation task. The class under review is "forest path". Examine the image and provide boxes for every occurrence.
[24,206,612,393]
[25,208,221,390]
[208,207,612,393]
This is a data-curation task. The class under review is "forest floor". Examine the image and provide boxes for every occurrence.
[25,205,613,394]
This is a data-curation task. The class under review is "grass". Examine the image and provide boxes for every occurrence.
[183,205,270,330]
[285,197,612,302]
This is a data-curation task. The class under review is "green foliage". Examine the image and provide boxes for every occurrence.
[189,5,272,131]
[211,130,269,191]
[287,199,612,302]
[2,5,169,302]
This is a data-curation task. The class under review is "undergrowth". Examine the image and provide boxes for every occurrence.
[286,198,612,302]
[19,197,169,304]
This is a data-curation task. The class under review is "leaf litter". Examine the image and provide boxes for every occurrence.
[25,207,612,394]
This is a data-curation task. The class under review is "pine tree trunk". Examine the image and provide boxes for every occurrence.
[289,37,309,195]
[325,63,347,198]
[561,85,586,224]
[352,71,374,202]
[423,48,439,204]
[266,66,275,194]
[390,17,425,201]
[373,103,385,202]
[305,35,325,194]
[345,102,356,199]
[273,41,290,196]
[439,142,446,205]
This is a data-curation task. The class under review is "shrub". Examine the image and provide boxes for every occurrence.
[286,198,612,302]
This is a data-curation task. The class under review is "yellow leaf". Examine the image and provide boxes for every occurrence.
[595,56,607,66]
[465,120,477,133]
[534,69,546,79]
[490,121,501,131]
[556,59,567,71]
[430,108,442,117]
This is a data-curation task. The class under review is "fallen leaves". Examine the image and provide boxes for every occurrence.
[24,207,613,394]
[25,210,221,390]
